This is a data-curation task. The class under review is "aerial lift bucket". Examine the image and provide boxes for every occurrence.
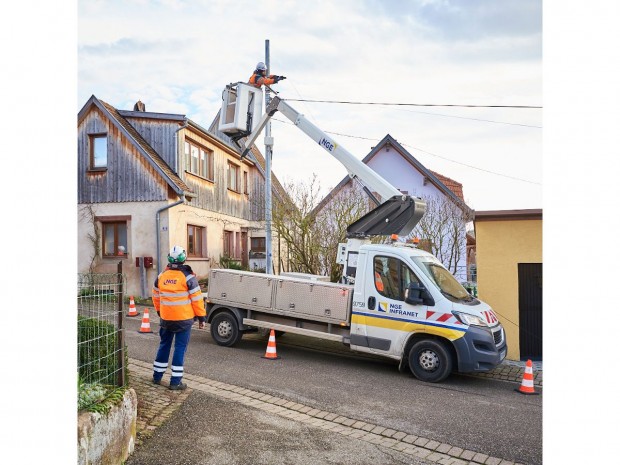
[218,82,263,142]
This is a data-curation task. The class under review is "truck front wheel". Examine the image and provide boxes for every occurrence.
[210,312,242,347]
[408,340,452,383]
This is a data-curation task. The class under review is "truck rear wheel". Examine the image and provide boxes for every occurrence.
[408,339,452,383]
[210,312,242,347]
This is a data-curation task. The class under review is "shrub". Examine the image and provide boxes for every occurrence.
[220,255,246,270]
[78,316,118,385]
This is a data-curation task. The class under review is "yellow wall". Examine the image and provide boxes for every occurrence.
[475,218,542,360]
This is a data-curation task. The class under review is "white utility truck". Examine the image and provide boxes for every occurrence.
[208,83,506,382]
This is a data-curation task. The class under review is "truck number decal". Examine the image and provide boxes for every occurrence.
[352,301,365,308]
[318,137,337,152]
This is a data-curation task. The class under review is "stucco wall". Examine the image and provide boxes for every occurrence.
[78,201,168,298]
[475,218,542,360]
[78,200,272,298]
[168,203,266,277]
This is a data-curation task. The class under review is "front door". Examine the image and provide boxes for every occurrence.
[518,263,543,360]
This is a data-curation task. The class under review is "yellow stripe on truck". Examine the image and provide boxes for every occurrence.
[351,313,466,341]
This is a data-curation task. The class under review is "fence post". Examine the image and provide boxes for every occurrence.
[116,261,126,387]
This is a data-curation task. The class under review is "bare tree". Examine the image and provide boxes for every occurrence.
[272,174,323,275]
[272,176,368,281]
[314,183,369,281]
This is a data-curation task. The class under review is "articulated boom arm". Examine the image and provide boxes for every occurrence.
[241,96,426,237]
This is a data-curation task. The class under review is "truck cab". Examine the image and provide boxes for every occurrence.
[350,242,506,382]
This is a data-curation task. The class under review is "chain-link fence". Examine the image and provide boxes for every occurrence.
[78,272,127,387]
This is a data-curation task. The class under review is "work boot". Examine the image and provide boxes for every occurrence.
[169,382,187,391]
[152,378,161,385]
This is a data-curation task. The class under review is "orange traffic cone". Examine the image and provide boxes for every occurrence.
[515,359,539,395]
[126,296,140,317]
[262,329,280,360]
[138,307,154,334]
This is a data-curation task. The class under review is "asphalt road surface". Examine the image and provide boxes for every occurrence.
[125,312,542,465]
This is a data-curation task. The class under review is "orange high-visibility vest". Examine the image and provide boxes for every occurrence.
[249,73,276,88]
[374,271,384,292]
[153,266,206,322]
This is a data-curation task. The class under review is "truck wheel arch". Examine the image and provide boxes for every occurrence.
[207,305,246,327]
[399,333,458,376]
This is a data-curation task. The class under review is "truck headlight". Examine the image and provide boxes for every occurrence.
[452,311,488,327]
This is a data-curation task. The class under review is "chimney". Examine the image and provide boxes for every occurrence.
[133,100,146,112]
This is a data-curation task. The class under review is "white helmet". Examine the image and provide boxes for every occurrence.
[256,62,267,72]
[168,245,187,264]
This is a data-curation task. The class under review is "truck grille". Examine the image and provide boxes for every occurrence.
[493,327,503,345]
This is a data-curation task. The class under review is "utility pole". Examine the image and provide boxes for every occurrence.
[264,39,274,275]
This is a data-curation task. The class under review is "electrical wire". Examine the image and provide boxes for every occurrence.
[272,117,541,186]
[392,108,542,128]
[284,98,542,109]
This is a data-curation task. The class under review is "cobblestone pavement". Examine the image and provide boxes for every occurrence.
[130,368,191,447]
[465,359,542,387]
[129,359,536,465]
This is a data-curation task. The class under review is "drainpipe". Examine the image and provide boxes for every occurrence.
[156,195,185,275]
[174,118,189,173]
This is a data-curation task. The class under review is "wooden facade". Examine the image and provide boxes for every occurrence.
[78,107,171,204]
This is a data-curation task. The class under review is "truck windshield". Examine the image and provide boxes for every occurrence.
[411,256,473,302]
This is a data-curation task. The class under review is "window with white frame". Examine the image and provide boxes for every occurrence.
[184,139,213,180]
[228,162,240,192]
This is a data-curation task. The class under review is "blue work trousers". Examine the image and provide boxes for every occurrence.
[153,325,192,386]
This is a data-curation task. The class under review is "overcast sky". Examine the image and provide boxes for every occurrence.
[78,0,542,211]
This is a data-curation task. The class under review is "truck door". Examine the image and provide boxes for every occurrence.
[363,254,428,355]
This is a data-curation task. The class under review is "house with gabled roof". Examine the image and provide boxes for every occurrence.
[314,134,474,280]
[77,95,286,297]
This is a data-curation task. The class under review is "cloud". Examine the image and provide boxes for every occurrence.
[77,0,542,210]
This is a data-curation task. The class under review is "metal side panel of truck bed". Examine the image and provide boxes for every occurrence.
[208,269,353,325]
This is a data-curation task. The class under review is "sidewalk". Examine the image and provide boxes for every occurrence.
[127,358,537,465]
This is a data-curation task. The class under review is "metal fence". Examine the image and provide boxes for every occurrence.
[77,272,126,387]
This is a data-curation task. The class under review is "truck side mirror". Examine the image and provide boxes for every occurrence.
[405,283,435,306]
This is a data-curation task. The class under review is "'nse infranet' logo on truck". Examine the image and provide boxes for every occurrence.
[379,301,418,318]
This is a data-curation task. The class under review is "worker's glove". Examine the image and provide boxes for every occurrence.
[275,75,286,83]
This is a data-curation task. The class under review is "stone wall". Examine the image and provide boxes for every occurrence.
[78,388,137,465]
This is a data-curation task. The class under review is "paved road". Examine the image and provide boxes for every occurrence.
[125,312,541,465]
[126,385,434,465]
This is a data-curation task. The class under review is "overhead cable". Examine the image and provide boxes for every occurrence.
[284,98,542,109]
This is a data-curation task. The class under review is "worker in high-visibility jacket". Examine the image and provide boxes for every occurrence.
[248,61,286,88]
[152,245,206,390]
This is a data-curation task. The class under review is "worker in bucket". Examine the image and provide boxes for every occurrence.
[152,245,206,390]
[249,61,286,88]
